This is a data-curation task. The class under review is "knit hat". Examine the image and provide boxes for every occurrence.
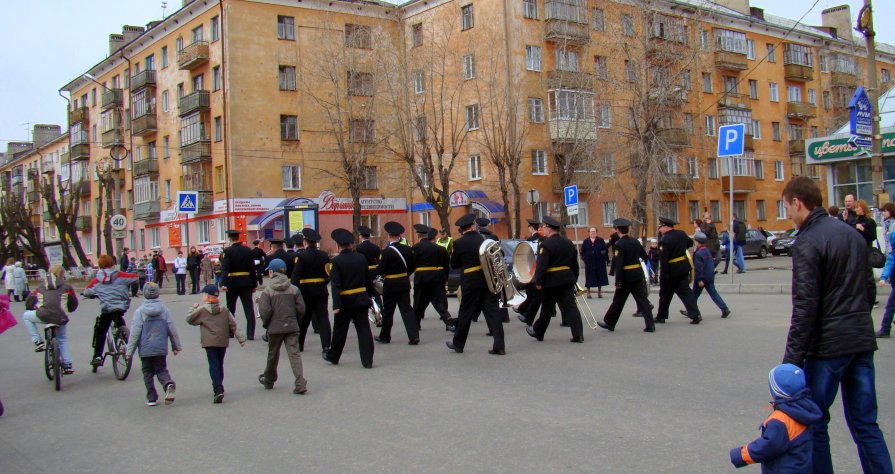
[768,363,806,400]
[143,282,160,299]
[201,284,220,296]
[694,231,708,243]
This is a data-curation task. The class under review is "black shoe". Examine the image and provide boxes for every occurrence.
[517,314,529,324]
[876,331,891,338]
[374,336,390,344]
[525,326,544,341]
[488,348,506,355]
[644,327,655,332]
[362,362,373,369]
[596,321,614,332]
[720,271,728,275]
[258,374,273,389]
[322,352,338,365]
[689,315,703,324]
[632,312,643,318]
[721,309,731,318]
[261,334,269,342]
[736,270,745,274]
[408,339,420,345]
[655,318,666,324]
[560,322,570,327]
[445,341,463,353]
[321,346,330,354]
[213,393,224,404]
[679,310,689,318]
[247,336,255,341]
[569,336,584,343]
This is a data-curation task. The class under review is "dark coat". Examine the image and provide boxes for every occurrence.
[580,237,608,287]
[612,236,648,285]
[451,230,486,291]
[377,242,415,294]
[783,207,877,367]
[291,247,330,298]
[658,229,693,280]
[411,239,449,284]
[692,246,715,285]
[534,234,579,288]
[855,215,877,247]
[330,249,373,310]
[220,242,257,289]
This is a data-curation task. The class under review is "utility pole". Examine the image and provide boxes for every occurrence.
[857,2,884,205]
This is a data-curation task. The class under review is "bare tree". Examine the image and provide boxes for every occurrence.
[0,186,47,268]
[40,176,89,267]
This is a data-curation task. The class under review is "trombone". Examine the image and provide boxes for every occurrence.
[575,283,600,330]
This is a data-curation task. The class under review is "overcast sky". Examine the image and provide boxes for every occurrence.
[0,0,892,150]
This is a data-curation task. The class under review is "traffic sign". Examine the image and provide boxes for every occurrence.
[111,230,126,239]
[526,189,540,205]
[848,135,873,148]
[563,185,578,207]
[849,87,873,137]
[566,204,579,216]
[717,124,746,157]
[177,191,199,213]
[110,214,127,231]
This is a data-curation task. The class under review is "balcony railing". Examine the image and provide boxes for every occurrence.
[788,139,806,154]
[659,128,691,147]
[714,50,748,71]
[134,200,161,220]
[786,101,816,119]
[101,89,124,110]
[69,107,89,125]
[177,41,210,70]
[548,119,597,142]
[132,113,157,136]
[70,143,90,161]
[784,63,813,82]
[131,69,157,91]
[134,158,159,177]
[551,171,599,193]
[831,71,858,87]
[545,19,591,45]
[71,181,91,197]
[546,70,595,91]
[42,210,54,222]
[720,156,757,193]
[718,92,749,109]
[101,128,124,149]
[75,215,92,231]
[181,140,212,164]
[657,174,693,193]
[27,191,40,204]
[179,90,210,117]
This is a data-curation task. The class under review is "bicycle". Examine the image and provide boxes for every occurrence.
[43,324,63,391]
[91,320,133,380]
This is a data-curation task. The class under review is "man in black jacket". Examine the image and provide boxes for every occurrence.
[376,221,418,345]
[781,177,891,473]
[250,239,267,287]
[324,228,374,368]
[356,225,383,325]
[597,218,655,333]
[291,228,332,353]
[655,217,701,324]
[220,230,258,340]
[411,225,451,329]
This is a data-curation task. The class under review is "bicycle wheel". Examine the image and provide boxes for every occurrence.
[112,334,131,380]
[50,338,61,391]
[44,336,54,381]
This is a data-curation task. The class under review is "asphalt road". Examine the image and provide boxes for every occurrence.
[1,280,894,473]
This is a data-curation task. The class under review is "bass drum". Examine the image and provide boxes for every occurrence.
[512,241,538,285]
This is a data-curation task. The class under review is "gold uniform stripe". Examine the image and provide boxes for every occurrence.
[623,264,641,270]
[228,272,250,276]
[546,266,570,272]
[668,256,686,263]
[340,287,366,295]
[385,273,408,279]
[415,266,444,271]
[368,265,378,270]
[463,266,482,273]
[299,278,326,284]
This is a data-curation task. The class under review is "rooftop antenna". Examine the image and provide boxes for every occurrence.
[21,122,33,142]
[161,2,168,19]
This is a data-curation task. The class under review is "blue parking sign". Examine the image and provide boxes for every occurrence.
[717,124,746,157]
[563,185,578,207]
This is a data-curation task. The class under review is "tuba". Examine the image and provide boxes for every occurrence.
[368,297,382,326]
[479,240,525,308]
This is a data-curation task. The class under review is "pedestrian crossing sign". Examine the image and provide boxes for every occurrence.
[177,191,199,213]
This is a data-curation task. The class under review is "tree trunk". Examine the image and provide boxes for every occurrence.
[511,176,522,239]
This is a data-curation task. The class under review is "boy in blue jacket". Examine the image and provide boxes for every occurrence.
[126,283,182,406]
[730,363,822,472]
[691,231,730,318]
[876,228,895,337]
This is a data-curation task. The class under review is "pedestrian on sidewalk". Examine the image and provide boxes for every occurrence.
[174,250,187,296]
[126,283,182,406]
[686,232,730,319]
[186,284,245,404]
[200,253,214,287]
[257,259,308,395]
[876,223,895,337]
[732,216,747,274]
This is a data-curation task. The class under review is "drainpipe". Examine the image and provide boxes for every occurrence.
[120,49,133,255]
[219,0,232,229]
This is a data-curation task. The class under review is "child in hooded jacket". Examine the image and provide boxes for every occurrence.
[186,284,245,404]
[730,363,823,472]
[257,259,308,395]
[22,266,79,373]
[83,254,139,368]
[126,282,182,406]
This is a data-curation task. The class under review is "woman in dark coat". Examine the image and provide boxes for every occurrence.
[580,227,609,298]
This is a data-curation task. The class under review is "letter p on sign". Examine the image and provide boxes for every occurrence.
[717,123,745,157]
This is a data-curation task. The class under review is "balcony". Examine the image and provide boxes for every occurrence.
[101,89,124,110]
[27,168,39,180]
[134,200,161,220]
[649,88,689,107]
[788,139,806,155]
[101,128,124,149]
[551,171,599,193]
[71,181,91,197]
[131,69,157,91]
[646,40,688,64]
[831,71,858,87]
[720,156,757,193]
[714,50,748,71]
[181,140,212,164]
[786,101,816,119]
[102,167,125,181]
[41,155,55,173]
[27,190,40,204]
[548,119,597,142]
[179,90,210,117]
[178,41,210,70]
[659,128,691,147]
[544,19,591,46]
[69,107,89,125]
[70,143,90,161]
[133,158,159,177]
[75,215,92,231]
[132,112,157,136]
[717,92,749,109]
[721,175,757,193]
[784,63,814,82]
[42,210,54,222]
[657,174,693,193]
[178,189,213,211]
[546,70,594,91]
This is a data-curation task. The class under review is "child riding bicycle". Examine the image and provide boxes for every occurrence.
[22,266,79,374]
[83,255,139,369]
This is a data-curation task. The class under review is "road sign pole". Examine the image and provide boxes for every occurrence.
[730,156,735,284]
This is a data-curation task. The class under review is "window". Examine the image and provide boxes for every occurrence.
[622,14,634,36]
[278,16,295,40]
[165,180,172,203]
[702,72,712,93]
[624,60,637,82]
[659,201,679,224]
[140,229,146,250]
[214,218,225,242]
[602,153,614,176]
[597,104,611,128]
[134,176,159,204]
[769,82,779,102]
[708,158,719,179]
[687,156,698,178]
[784,43,813,67]
[213,66,221,91]
[746,39,755,60]
[548,90,595,120]
[883,69,892,84]
[215,165,224,191]
[91,88,97,107]
[755,159,764,179]
[163,136,170,158]
[414,163,430,188]
[704,115,715,136]
[591,8,604,31]
[214,116,222,141]
[465,104,479,130]
[349,119,375,143]
[468,155,482,180]
[192,74,204,92]
[772,122,781,141]
[594,55,608,80]
[525,45,541,71]
[523,0,538,19]
[723,75,738,94]
[602,202,617,226]
[752,120,761,139]
[766,43,776,63]
[463,54,476,80]
[710,200,721,222]
[279,66,297,91]
[461,4,474,30]
[756,200,766,220]
[415,116,426,141]
[528,97,544,123]
[748,79,758,99]
[715,29,747,54]
[787,85,802,103]
[774,160,784,180]
[150,228,160,249]
[282,165,301,190]
[531,150,547,175]
[345,24,372,49]
[211,16,220,42]
[808,89,816,105]
[191,25,204,43]
[280,115,298,140]
[700,29,711,50]
[688,201,700,223]
[179,112,206,146]
[194,220,209,244]
[776,200,787,220]
[411,23,423,47]
[568,202,587,227]
[360,215,380,237]
[177,83,184,98]
[820,55,828,72]
[413,70,424,94]
[363,166,378,189]
[823,91,831,110]
[347,71,374,96]
[161,46,168,68]
[556,49,578,72]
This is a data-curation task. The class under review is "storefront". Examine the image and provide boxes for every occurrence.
[410,190,506,237]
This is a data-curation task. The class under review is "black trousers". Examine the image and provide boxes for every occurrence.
[298,294,332,352]
[603,281,655,330]
[518,283,542,325]
[205,347,226,395]
[141,355,174,402]
[380,290,418,342]
[413,281,451,323]
[533,285,584,339]
[92,310,127,359]
[327,306,374,367]
[189,267,201,294]
[225,287,256,339]
[453,286,505,352]
[175,273,186,295]
[656,275,701,320]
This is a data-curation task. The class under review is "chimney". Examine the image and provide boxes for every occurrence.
[32,124,61,149]
[109,33,125,54]
[7,142,33,159]
[714,0,751,16]
[749,7,764,21]
[146,20,162,30]
[822,5,853,40]
[122,25,145,45]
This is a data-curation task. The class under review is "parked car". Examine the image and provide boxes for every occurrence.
[720,229,772,259]
[771,229,798,256]
[446,239,527,295]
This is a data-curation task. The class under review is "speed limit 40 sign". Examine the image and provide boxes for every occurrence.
[110,214,128,231]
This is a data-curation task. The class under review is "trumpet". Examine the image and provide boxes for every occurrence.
[576,283,600,330]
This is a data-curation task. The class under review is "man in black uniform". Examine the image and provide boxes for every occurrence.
[250,239,267,286]
[446,214,505,355]
[516,218,544,326]
[525,216,585,342]
[597,219,655,332]
[291,228,332,353]
[356,225,382,325]
[267,239,290,277]
[655,216,702,324]
[476,217,510,324]
[411,224,452,330]
[220,229,259,340]
[376,221,418,344]
[284,235,301,277]
[324,228,374,368]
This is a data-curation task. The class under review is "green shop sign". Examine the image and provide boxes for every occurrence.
[806,131,895,163]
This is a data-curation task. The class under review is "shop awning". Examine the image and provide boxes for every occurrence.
[410,201,435,212]
[466,190,505,218]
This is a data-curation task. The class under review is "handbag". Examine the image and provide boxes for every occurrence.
[870,241,886,269]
